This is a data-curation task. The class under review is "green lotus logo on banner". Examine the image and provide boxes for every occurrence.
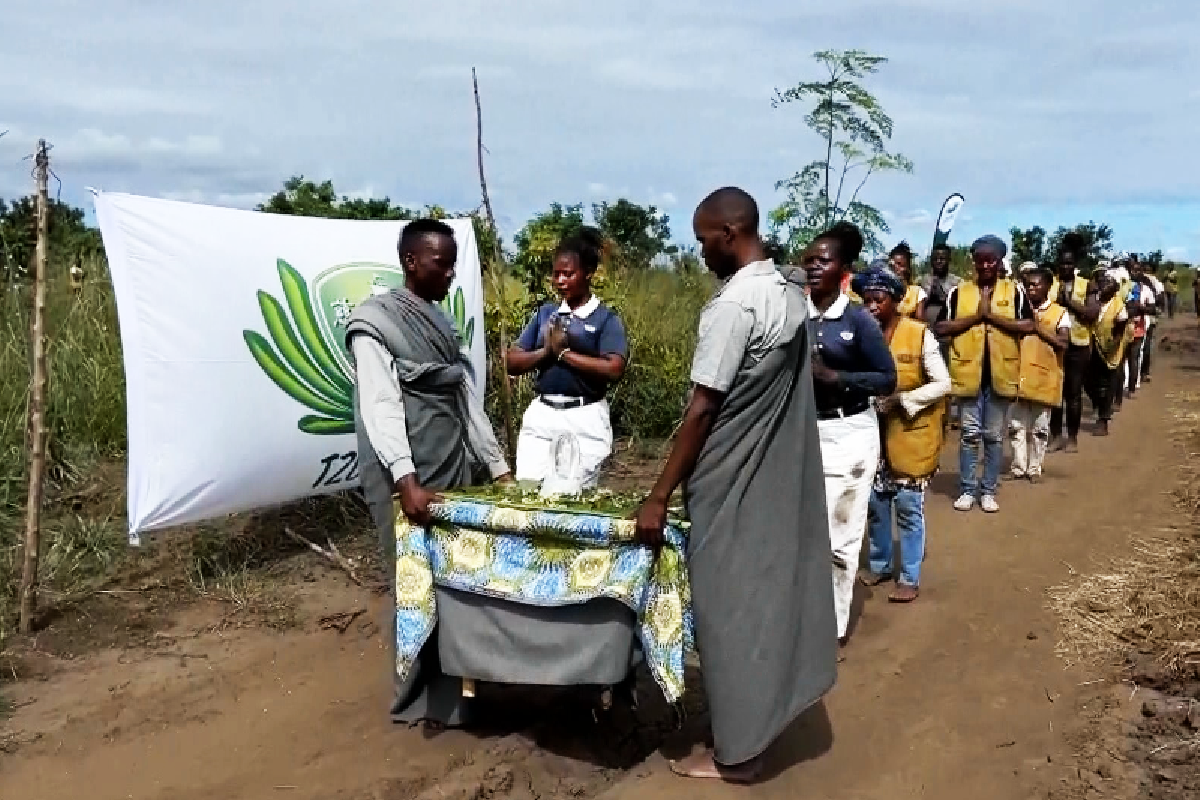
[243,259,476,436]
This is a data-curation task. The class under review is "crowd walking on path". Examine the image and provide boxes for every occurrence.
[347,187,1174,785]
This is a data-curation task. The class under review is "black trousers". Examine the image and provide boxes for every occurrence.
[1084,347,1115,422]
[1126,337,1143,395]
[1050,343,1092,440]
[1141,324,1156,379]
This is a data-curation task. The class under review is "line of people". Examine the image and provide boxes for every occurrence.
[347,191,1169,785]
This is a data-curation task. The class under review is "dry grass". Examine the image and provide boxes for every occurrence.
[1048,391,1200,676]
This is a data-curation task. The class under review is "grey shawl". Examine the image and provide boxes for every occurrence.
[345,288,474,547]
[346,288,479,725]
[683,282,837,765]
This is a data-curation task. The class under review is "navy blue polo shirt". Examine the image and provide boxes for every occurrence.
[516,298,629,401]
[809,294,897,415]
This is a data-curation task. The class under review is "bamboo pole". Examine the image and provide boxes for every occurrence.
[472,68,517,466]
[19,139,50,633]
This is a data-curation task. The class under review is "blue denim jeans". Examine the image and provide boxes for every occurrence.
[868,486,926,586]
[959,385,1012,497]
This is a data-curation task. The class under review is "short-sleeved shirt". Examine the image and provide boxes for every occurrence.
[516,296,628,401]
[937,280,1034,389]
[691,260,791,393]
[920,273,962,329]
[808,293,897,415]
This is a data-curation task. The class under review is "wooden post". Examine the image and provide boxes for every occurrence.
[472,68,517,466]
[19,139,50,634]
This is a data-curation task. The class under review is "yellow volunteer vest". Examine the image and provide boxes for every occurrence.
[948,279,1022,399]
[897,285,921,318]
[1017,302,1066,406]
[1093,297,1129,370]
[1066,277,1092,347]
[884,318,946,479]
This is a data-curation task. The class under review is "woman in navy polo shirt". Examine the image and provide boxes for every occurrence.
[804,221,897,648]
[507,228,629,487]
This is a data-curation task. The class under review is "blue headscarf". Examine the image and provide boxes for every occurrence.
[851,263,906,301]
[971,234,1008,258]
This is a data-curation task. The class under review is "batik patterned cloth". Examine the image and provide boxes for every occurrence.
[392,498,694,704]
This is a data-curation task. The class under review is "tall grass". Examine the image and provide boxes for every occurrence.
[0,262,125,492]
[0,258,127,640]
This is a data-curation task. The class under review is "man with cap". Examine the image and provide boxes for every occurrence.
[934,234,1035,513]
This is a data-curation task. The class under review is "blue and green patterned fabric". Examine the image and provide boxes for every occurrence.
[393,498,693,703]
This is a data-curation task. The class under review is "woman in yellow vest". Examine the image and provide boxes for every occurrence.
[888,242,927,320]
[1083,269,1132,436]
[853,265,950,603]
[1009,267,1071,483]
[933,235,1036,514]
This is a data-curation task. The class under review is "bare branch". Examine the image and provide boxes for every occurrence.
[472,68,517,464]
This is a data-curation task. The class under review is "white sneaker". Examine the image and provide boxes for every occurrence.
[981,495,1000,513]
[953,494,976,512]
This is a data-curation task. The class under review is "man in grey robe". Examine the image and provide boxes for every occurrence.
[634,188,837,782]
[346,218,512,725]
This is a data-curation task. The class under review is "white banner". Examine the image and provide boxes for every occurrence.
[93,192,486,540]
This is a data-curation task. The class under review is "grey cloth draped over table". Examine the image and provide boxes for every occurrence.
[346,288,637,726]
[683,279,837,766]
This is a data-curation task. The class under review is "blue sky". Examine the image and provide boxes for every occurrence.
[1,1,1198,260]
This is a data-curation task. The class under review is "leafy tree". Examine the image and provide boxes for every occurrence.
[258,176,417,220]
[770,49,913,259]
[1009,225,1047,266]
[258,176,504,270]
[0,196,103,281]
[591,199,672,267]
[511,203,586,294]
[1046,222,1114,272]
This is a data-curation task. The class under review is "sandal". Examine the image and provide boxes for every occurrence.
[888,584,919,603]
[857,569,892,587]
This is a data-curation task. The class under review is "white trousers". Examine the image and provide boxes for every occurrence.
[1009,401,1052,477]
[515,398,613,489]
[818,408,880,639]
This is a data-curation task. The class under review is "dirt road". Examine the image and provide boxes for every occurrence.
[2,324,1195,800]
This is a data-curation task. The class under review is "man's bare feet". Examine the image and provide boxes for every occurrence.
[670,749,763,783]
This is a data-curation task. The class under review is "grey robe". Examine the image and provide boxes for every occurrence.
[347,288,479,724]
[683,281,837,765]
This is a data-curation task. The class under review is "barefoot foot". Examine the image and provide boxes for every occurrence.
[670,749,763,783]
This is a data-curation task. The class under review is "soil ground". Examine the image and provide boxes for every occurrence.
[2,321,1199,800]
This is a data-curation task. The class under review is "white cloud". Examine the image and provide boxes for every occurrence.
[0,0,1196,257]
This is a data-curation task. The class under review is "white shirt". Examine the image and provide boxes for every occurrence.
[351,336,509,483]
[558,294,601,319]
[807,291,850,322]
[1037,298,1073,331]
[692,260,792,393]
[1145,278,1162,324]
[898,327,952,419]
[1101,295,1129,324]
